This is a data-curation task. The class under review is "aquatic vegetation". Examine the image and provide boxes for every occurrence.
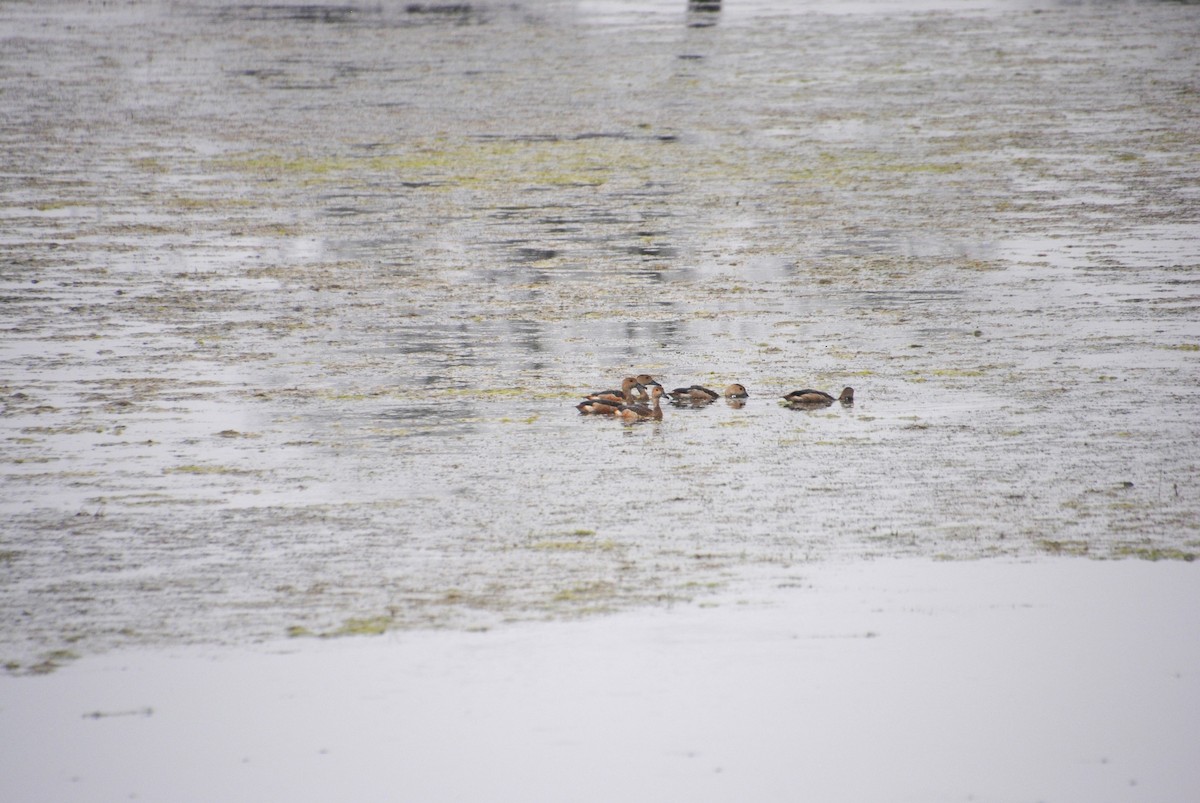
[163,464,256,476]
[24,649,80,676]
[551,581,617,604]
[1038,539,1091,556]
[930,369,986,378]
[531,538,618,552]
[328,616,394,637]
[216,135,663,193]
[1113,545,1196,562]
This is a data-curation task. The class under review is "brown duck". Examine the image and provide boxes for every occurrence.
[634,374,664,392]
[783,386,854,406]
[669,383,749,403]
[585,376,647,404]
[613,385,665,421]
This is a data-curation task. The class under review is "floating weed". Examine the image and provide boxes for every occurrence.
[168,196,256,211]
[1164,343,1198,351]
[681,580,725,591]
[125,495,225,507]
[164,464,256,476]
[499,414,539,424]
[329,615,393,637]
[217,137,656,191]
[813,436,873,446]
[552,580,616,603]
[1038,539,1090,556]
[1113,545,1196,561]
[443,387,530,398]
[532,538,617,552]
[26,649,80,675]
[930,369,986,377]
[364,427,412,437]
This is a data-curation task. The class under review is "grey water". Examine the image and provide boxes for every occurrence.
[2,0,1199,670]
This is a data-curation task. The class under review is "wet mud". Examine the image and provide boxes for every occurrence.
[2,0,1199,671]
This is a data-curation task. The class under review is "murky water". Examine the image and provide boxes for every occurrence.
[2,0,1198,671]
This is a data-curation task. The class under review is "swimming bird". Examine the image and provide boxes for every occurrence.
[614,385,665,421]
[634,374,664,392]
[586,376,646,404]
[576,397,622,415]
[783,386,854,406]
[668,383,749,403]
[668,384,720,403]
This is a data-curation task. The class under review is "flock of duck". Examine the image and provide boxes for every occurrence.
[576,374,854,421]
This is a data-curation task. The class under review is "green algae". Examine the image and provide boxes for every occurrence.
[1113,545,1197,562]
[328,616,394,637]
[1038,539,1091,557]
[531,538,619,552]
[164,464,258,476]
[215,136,665,191]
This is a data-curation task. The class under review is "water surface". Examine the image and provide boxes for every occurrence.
[1,0,1198,670]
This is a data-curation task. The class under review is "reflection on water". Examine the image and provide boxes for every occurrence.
[376,402,479,438]
[215,3,494,27]
[687,0,721,27]
[385,318,553,377]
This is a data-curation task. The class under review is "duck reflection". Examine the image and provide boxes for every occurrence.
[687,0,720,27]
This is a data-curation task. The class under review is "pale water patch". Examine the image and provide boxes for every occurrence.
[1,559,1196,803]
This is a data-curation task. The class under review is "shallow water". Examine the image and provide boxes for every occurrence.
[3,559,1199,802]
[2,0,1199,669]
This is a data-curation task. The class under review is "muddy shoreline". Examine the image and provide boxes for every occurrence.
[2,0,1199,671]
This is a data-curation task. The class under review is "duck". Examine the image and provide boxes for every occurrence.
[585,376,646,404]
[576,397,622,415]
[613,385,665,421]
[668,383,749,403]
[668,384,720,403]
[634,374,664,392]
[783,386,854,406]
